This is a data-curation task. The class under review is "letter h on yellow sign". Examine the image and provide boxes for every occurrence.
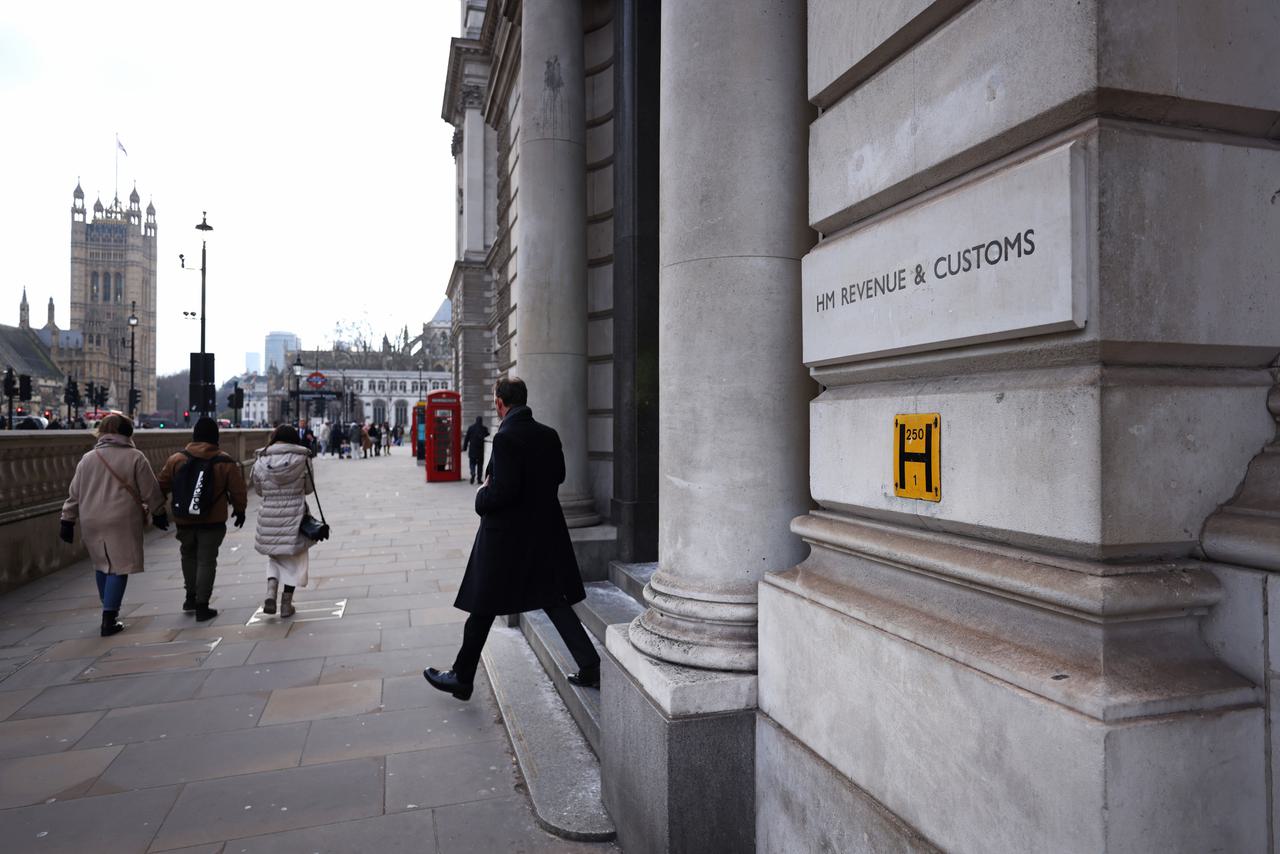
[894,413,941,501]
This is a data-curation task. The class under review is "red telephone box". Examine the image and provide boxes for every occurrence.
[411,402,428,465]
[425,391,462,482]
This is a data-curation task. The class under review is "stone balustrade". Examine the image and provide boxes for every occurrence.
[0,429,270,593]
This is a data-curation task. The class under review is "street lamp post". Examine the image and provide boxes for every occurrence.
[416,360,423,399]
[292,354,304,430]
[126,301,139,417]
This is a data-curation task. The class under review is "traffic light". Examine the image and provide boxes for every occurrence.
[183,410,191,426]
[234,388,245,409]
[18,374,32,402]
[313,397,324,417]
[64,378,74,406]
[86,382,96,408]
[3,368,16,399]
[129,389,141,413]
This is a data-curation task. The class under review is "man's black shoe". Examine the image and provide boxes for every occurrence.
[182,599,196,613]
[567,666,600,689]
[424,667,473,701]
[194,606,218,622]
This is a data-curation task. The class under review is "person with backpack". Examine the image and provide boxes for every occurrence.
[158,417,248,621]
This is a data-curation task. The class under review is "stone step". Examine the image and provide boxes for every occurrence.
[520,609,605,756]
[574,580,646,643]
[481,624,616,842]
[609,560,657,605]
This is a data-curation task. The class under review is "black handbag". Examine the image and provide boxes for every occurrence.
[300,457,330,542]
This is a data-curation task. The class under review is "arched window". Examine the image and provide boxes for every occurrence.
[378,381,385,393]
[102,272,112,301]
[355,381,363,392]
[90,272,98,299]
[114,273,123,303]
[411,381,418,393]
[394,400,408,427]
[372,400,387,424]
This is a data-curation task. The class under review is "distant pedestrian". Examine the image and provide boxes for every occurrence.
[360,424,372,459]
[424,377,599,701]
[369,423,381,457]
[382,421,392,455]
[158,417,248,621]
[318,422,331,455]
[329,422,344,457]
[59,413,170,637]
[251,425,316,618]
[462,416,488,484]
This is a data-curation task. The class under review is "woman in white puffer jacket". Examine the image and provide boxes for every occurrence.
[251,425,315,617]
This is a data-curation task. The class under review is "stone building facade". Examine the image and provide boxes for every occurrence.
[67,182,159,413]
[442,2,1280,852]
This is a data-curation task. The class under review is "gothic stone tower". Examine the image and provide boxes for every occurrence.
[69,181,158,413]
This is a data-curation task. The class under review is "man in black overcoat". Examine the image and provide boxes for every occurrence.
[424,376,600,701]
[462,415,489,484]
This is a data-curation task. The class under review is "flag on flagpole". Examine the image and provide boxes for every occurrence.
[116,136,127,156]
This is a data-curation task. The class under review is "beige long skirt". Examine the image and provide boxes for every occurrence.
[267,551,309,588]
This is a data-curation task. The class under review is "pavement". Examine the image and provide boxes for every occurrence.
[0,447,621,853]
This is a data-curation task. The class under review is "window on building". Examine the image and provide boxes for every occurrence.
[395,400,408,427]
[90,272,98,299]
[114,273,123,303]
[356,381,363,392]
[378,381,385,393]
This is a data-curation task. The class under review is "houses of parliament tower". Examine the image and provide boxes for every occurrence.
[67,181,158,413]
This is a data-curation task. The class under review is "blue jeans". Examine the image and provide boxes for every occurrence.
[95,571,129,612]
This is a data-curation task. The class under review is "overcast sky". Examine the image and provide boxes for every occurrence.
[0,1,459,384]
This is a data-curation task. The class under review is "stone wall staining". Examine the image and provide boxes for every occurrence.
[759,1,1280,852]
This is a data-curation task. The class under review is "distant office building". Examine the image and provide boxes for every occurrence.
[246,352,261,374]
[264,332,299,372]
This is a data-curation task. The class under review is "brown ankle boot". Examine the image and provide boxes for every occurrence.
[263,578,278,614]
[280,585,296,618]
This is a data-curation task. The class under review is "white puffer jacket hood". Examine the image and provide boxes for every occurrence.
[251,443,315,557]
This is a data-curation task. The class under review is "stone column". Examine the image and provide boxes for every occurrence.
[601,2,810,851]
[515,0,598,527]
[628,0,812,671]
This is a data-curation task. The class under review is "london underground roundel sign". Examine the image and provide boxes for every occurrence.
[306,371,328,389]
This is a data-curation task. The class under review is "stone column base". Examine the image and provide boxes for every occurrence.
[601,624,757,854]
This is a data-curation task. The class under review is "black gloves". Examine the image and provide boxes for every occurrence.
[152,512,170,531]
[232,510,246,529]
[59,520,75,544]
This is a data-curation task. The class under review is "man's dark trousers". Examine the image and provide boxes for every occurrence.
[176,525,226,606]
[453,604,599,684]
[468,455,483,483]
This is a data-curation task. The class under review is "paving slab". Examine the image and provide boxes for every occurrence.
[385,740,517,812]
[258,679,383,725]
[0,785,179,854]
[88,722,309,793]
[0,745,122,809]
[12,668,210,718]
[77,692,268,747]
[149,756,385,851]
[223,808,438,854]
[316,648,445,684]
[0,710,104,759]
[0,687,41,721]
[0,656,97,692]
[301,706,502,765]
[195,657,324,698]
[245,629,381,665]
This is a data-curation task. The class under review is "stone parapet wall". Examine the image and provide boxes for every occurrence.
[0,429,270,593]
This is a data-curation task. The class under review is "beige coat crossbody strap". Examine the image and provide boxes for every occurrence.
[95,449,148,519]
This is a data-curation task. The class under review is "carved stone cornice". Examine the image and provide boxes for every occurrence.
[441,37,490,124]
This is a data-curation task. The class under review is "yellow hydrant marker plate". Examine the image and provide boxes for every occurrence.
[893,413,941,501]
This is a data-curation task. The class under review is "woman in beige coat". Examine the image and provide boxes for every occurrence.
[59,414,169,636]
[251,425,316,617]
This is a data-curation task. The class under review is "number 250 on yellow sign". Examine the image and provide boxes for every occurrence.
[893,413,941,502]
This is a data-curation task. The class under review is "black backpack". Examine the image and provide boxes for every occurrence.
[171,452,232,519]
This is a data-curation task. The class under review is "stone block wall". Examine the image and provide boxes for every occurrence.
[757,2,1280,851]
